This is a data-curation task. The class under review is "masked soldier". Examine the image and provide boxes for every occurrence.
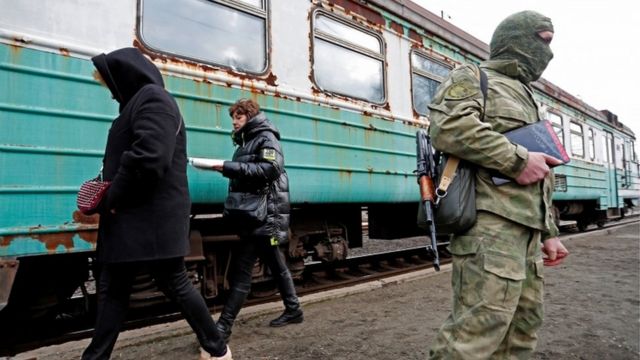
[427,11,569,359]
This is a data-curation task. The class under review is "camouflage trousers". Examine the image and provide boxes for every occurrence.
[429,211,545,360]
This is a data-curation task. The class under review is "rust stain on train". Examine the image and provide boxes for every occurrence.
[408,29,422,44]
[78,231,98,245]
[12,37,29,45]
[72,211,100,225]
[8,38,29,59]
[264,72,278,87]
[0,211,99,251]
[412,108,422,121]
[59,48,70,57]
[39,232,75,251]
[0,229,97,253]
[0,236,11,247]
[327,0,384,26]
[133,39,278,88]
[337,169,353,183]
[389,20,404,36]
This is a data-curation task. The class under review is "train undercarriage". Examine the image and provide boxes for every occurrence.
[554,199,637,231]
[0,203,415,332]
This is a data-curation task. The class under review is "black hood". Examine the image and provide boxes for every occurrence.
[232,112,280,145]
[92,47,164,111]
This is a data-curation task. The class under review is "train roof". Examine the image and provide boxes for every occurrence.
[366,0,490,59]
[365,0,632,137]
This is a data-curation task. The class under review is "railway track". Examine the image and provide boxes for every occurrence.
[558,214,639,235]
[4,216,637,356]
[2,242,447,356]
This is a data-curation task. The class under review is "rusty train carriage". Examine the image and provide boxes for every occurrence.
[0,0,638,326]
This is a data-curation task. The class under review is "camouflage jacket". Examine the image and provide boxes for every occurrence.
[428,60,558,239]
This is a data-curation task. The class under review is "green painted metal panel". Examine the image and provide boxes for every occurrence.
[552,159,608,203]
[1,44,421,257]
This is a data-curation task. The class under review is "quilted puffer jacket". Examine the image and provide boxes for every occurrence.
[222,112,290,243]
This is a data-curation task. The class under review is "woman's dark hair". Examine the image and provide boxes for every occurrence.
[229,98,260,119]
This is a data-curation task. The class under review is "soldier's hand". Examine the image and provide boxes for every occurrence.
[542,237,569,266]
[515,152,563,185]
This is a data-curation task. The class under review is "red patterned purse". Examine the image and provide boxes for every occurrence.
[77,169,111,215]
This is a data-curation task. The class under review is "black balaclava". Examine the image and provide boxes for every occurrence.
[91,47,164,112]
[489,11,554,83]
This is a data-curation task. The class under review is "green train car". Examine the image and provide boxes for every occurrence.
[1,0,638,327]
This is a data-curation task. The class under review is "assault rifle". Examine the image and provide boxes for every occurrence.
[415,130,440,271]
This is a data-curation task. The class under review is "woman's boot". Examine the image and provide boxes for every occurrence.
[217,288,249,343]
[269,307,303,327]
[269,266,303,327]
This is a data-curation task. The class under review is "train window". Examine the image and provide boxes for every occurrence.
[632,140,637,161]
[588,128,595,161]
[547,112,564,145]
[570,121,584,157]
[410,52,451,115]
[615,137,624,169]
[139,0,268,73]
[312,12,385,103]
[603,132,613,163]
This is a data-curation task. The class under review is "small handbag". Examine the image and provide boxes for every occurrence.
[417,155,477,235]
[77,168,111,215]
[223,191,268,225]
[433,155,477,235]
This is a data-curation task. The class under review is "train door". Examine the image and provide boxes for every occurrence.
[621,139,633,188]
[630,140,640,187]
[614,136,626,211]
[603,131,618,209]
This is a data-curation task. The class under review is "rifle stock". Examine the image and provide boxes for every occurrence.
[415,130,440,271]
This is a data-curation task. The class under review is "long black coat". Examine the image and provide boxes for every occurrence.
[92,48,190,263]
[222,113,290,243]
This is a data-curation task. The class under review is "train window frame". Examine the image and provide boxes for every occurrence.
[137,0,270,75]
[588,128,596,161]
[410,51,451,116]
[569,121,584,158]
[547,111,565,146]
[603,132,613,164]
[614,136,624,169]
[310,9,387,105]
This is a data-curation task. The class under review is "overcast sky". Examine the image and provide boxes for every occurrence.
[413,0,640,155]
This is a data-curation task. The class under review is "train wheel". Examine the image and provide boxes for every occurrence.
[0,254,89,353]
[576,220,589,232]
[248,261,278,298]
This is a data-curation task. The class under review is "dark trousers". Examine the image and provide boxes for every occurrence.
[82,257,226,360]
[219,236,300,327]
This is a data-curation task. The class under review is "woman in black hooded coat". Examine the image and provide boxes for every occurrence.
[211,99,303,342]
[83,47,231,360]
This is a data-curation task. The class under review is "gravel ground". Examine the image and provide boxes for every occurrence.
[348,233,427,257]
[12,222,639,360]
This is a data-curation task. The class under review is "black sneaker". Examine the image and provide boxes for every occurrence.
[269,309,304,327]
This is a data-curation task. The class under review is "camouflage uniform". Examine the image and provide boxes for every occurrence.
[427,11,558,359]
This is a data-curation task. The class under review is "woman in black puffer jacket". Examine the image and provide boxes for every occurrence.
[212,99,303,343]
